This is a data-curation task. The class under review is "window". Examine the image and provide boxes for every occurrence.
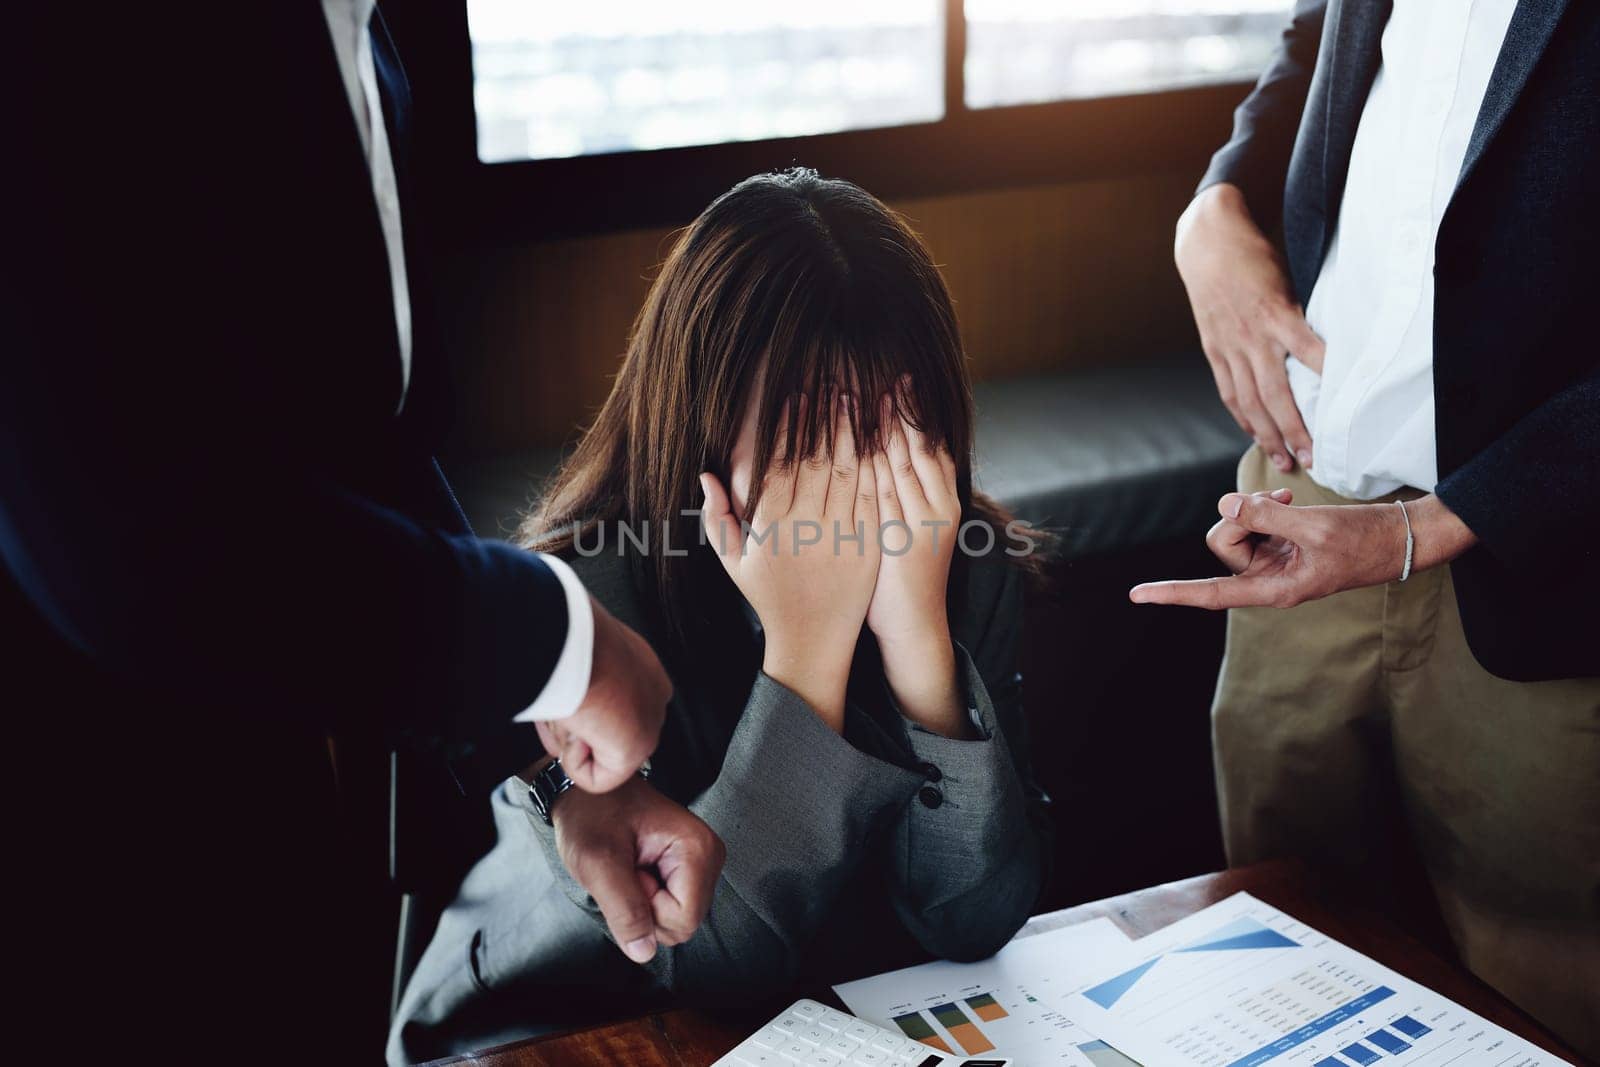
[964,0,1290,109]
[415,0,1289,236]
[468,1,946,163]
[467,1,1288,166]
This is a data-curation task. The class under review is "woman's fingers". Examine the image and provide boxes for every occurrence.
[825,395,858,519]
[935,442,957,488]
[872,450,901,526]
[893,384,944,496]
[882,394,927,512]
[771,396,795,466]
[852,439,878,551]
[793,394,832,512]
[761,396,803,519]
[698,472,742,570]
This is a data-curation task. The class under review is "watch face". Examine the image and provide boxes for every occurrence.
[530,760,572,825]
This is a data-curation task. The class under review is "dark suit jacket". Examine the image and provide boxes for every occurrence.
[3,7,560,1057]
[1199,0,1599,681]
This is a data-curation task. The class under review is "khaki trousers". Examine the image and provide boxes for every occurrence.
[1212,446,1600,1058]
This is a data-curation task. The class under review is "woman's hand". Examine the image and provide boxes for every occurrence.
[700,396,879,732]
[866,393,971,738]
[1129,489,1478,609]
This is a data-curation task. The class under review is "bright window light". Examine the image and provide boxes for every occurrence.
[468,1,945,163]
[964,0,1289,108]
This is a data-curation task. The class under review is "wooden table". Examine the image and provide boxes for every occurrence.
[420,860,1580,1066]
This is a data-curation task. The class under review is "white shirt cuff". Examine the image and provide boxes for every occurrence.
[512,553,593,722]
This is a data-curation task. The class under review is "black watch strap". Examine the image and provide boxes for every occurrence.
[528,758,575,826]
[528,757,653,826]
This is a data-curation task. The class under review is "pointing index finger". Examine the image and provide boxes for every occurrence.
[1129,574,1285,610]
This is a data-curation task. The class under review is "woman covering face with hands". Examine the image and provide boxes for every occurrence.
[390,169,1050,1065]
[700,386,971,741]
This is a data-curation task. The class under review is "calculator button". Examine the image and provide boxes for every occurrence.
[792,1000,825,1020]
[849,1049,887,1066]
[843,1022,877,1042]
[798,1025,831,1045]
[803,1051,843,1067]
[826,1035,859,1057]
[778,1040,812,1061]
[870,1032,904,1052]
[818,1008,854,1031]
[751,1026,788,1049]
[772,1015,803,1034]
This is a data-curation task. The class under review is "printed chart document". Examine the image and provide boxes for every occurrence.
[835,916,1139,1066]
[1058,892,1572,1067]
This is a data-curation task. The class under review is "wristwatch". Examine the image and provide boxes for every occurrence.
[527,756,652,825]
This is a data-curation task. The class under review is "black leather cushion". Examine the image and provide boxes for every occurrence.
[973,354,1248,558]
[448,354,1247,559]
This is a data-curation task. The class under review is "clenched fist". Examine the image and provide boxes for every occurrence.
[537,596,671,793]
[551,771,724,964]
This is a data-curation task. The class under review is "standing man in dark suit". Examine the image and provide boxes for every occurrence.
[2,4,720,1058]
[1132,0,1598,1054]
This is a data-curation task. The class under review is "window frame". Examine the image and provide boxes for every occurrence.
[385,0,1260,244]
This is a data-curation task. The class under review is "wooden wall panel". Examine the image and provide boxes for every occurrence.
[439,170,1201,454]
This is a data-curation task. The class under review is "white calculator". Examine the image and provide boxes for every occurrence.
[714,998,1013,1067]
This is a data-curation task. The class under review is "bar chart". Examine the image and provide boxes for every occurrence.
[967,992,1010,1022]
[932,1001,998,1054]
[891,1010,954,1054]
[1062,893,1570,1067]
[836,916,1136,1067]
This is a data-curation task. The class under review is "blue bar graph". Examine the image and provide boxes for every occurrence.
[1366,1030,1411,1054]
[1390,1016,1431,1039]
[1221,986,1395,1067]
[1314,1059,1346,1067]
[1341,1044,1381,1066]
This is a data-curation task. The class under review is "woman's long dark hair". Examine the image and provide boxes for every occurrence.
[521,167,1040,643]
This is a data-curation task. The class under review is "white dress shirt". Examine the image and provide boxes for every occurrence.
[320,0,412,412]
[320,0,592,721]
[1289,0,1517,500]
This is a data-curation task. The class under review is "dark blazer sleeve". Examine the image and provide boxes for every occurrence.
[1197,0,1328,225]
[1435,365,1600,569]
[521,671,927,995]
[885,561,1050,962]
[0,399,572,765]
[1,9,572,776]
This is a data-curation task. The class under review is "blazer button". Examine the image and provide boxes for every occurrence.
[919,762,942,783]
[918,786,943,809]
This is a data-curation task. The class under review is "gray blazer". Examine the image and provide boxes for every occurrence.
[389,547,1050,1065]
